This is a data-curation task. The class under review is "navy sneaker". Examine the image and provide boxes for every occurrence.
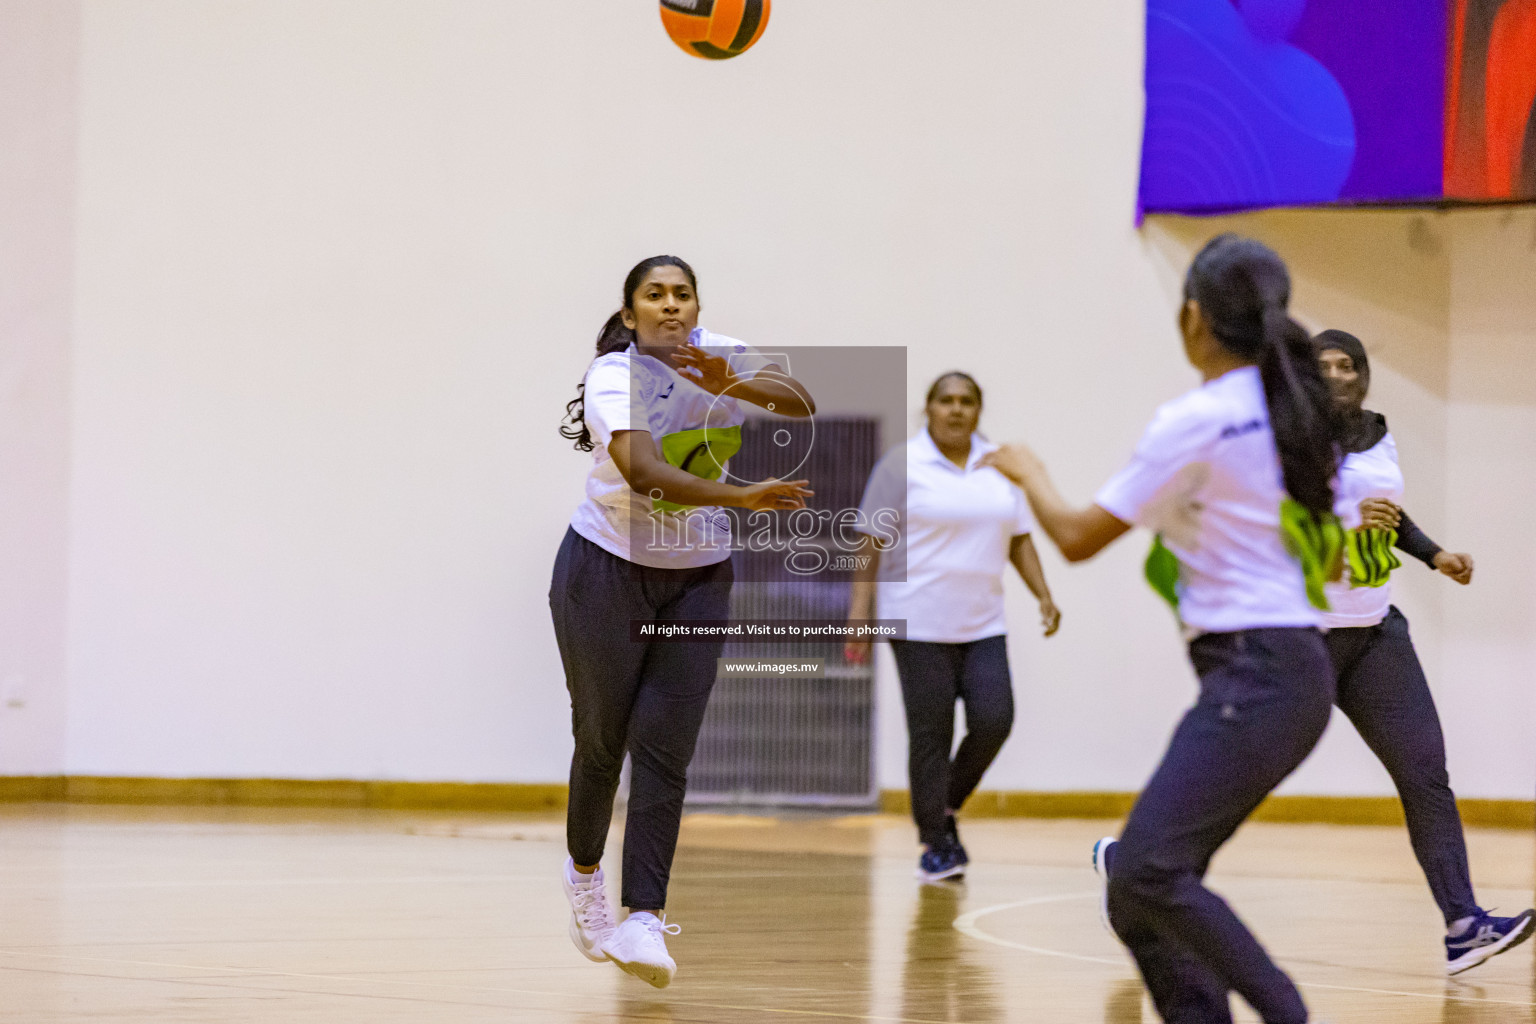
[943,815,970,867]
[1091,836,1117,935]
[1446,909,1535,975]
[916,842,966,883]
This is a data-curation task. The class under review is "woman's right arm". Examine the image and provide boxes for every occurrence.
[979,445,1130,562]
[843,537,882,665]
[607,430,811,510]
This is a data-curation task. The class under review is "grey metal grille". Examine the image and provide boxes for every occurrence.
[688,417,880,808]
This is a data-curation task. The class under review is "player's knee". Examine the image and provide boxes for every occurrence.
[906,723,956,752]
[573,742,624,781]
[1105,873,1144,922]
[1106,854,1183,916]
[628,741,691,788]
[970,706,1014,747]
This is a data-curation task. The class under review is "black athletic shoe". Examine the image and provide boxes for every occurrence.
[943,815,969,866]
[916,843,966,883]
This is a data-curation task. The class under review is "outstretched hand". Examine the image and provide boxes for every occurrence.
[1433,551,1474,585]
[669,345,740,396]
[740,478,813,512]
[977,444,1045,487]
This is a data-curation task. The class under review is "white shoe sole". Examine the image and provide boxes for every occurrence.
[915,865,965,883]
[1092,837,1116,936]
[604,949,676,988]
[1447,912,1535,976]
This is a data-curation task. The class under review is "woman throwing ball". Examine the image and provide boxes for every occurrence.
[551,255,813,988]
[1315,328,1533,975]
[983,236,1340,1024]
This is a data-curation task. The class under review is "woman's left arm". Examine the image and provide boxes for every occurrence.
[1009,534,1061,636]
[1395,506,1474,584]
[671,349,815,417]
[980,445,1130,562]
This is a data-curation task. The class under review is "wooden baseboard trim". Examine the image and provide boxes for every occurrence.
[880,790,1535,830]
[0,777,567,812]
[3,779,1529,829]
[1436,798,1535,830]
[0,776,67,802]
[880,789,1141,819]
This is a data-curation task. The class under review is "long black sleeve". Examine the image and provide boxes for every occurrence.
[1394,508,1442,568]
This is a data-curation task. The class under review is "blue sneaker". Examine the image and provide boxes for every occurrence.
[1446,909,1535,975]
[1091,836,1116,935]
[943,815,969,867]
[916,842,966,883]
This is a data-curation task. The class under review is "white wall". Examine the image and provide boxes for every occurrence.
[61,0,1194,785]
[5,1,1527,798]
[0,0,78,774]
[1441,210,1536,800]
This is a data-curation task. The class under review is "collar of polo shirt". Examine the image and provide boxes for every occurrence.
[914,427,996,473]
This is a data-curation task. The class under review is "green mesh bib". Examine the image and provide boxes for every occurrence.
[1344,527,1401,588]
[1279,499,1344,611]
[1145,535,1181,611]
[651,425,743,513]
[1143,499,1344,615]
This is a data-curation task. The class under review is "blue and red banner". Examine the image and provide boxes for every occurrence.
[1139,0,1536,212]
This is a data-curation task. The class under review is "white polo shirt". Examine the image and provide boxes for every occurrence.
[568,328,772,569]
[1322,433,1403,629]
[1094,365,1321,634]
[856,430,1035,643]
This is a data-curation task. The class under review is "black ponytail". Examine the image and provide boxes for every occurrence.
[1258,305,1337,516]
[560,255,698,452]
[1185,235,1338,517]
[559,312,636,452]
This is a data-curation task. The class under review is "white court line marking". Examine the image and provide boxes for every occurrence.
[0,949,961,1024]
[955,892,1536,1009]
[954,892,1123,966]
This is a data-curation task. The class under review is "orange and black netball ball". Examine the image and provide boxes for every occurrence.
[659,0,770,60]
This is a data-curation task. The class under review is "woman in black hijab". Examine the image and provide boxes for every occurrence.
[1315,328,1532,976]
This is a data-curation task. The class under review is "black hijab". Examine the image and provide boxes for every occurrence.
[1314,329,1387,454]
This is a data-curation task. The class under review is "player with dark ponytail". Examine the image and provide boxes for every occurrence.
[1188,241,1339,519]
[560,256,692,452]
[982,235,1342,1024]
[551,255,814,989]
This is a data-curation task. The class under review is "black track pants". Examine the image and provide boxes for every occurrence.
[549,527,731,910]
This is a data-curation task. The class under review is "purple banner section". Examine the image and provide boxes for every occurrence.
[1140,0,1448,213]
[1291,0,1447,201]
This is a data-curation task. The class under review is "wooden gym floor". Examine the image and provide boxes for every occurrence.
[0,804,1531,1023]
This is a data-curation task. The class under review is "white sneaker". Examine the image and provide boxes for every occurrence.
[600,911,681,988]
[1092,836,1116,936]
[562,858,616,963]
